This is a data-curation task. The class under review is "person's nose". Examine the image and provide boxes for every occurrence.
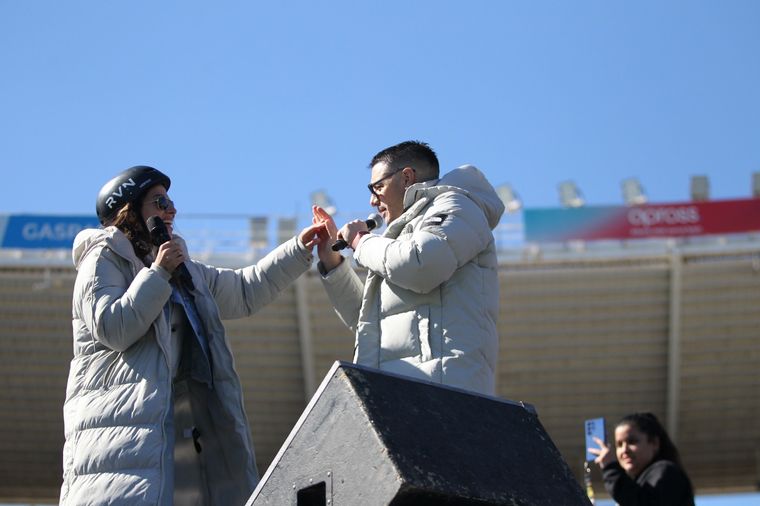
[369,192,380,207]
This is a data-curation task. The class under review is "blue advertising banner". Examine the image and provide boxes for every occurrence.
[0,215,100,249]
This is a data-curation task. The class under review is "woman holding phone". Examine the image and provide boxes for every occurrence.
[589,412,695,506]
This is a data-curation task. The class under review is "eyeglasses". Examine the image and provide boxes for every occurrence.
[367,167,407,197]
[148,195,174,211]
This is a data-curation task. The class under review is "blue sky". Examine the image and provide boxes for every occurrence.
[1,1,759,228]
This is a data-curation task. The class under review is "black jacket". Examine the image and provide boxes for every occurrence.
[602,460,695,506]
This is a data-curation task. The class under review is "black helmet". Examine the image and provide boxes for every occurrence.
[96,166,171,225]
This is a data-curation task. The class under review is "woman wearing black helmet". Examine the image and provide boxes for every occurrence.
[61,166,328,505]
[589,412,695,506]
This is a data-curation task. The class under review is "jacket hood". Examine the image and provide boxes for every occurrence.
[403,164,505,229]
[72,227,136,270]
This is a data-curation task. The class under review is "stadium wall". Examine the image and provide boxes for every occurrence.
[0,239,758,501]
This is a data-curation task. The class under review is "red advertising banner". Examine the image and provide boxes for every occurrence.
[524,198,760,242]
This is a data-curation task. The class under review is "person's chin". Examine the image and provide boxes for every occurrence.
[621,461,638,475]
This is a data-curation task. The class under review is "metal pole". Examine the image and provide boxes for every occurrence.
[295,275,316,399]
[667,250,683,442]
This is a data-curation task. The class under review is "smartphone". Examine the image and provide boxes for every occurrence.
[584,417,606,462]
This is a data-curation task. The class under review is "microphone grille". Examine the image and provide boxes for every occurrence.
[367,212,384,230]
[146,215,170,246]
[146,215,164,232]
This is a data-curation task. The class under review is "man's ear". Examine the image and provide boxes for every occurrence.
[402,166,417,186]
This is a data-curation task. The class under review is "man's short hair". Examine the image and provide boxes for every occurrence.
[369,140,440,182]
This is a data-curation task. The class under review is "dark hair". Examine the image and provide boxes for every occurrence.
[617,412,694,496]
[369,140,439,182]
[110,201,153,263]
[617,412,682,467]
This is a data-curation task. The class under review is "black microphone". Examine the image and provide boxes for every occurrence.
[331,213,384,251]
[146,215,195,291]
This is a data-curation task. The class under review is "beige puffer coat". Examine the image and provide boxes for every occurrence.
[62,227,312,505]
[320,165,504,395]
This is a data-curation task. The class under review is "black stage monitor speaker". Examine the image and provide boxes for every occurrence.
[247,361,590,506]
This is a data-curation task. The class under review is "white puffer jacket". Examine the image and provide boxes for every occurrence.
[321,165,504,395]
[61,227,312,505]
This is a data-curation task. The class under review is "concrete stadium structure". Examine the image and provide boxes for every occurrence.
[0,229,759,502]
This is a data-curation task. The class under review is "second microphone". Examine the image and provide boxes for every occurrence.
[147,215,195,290]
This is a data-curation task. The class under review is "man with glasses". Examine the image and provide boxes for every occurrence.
[313,140,505,395]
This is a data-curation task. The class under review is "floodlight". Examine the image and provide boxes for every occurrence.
[621,178,647,205]
[496,184,522,213]
[558,180,584,208]
[690,175,709,201]
[310,190,337,216]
